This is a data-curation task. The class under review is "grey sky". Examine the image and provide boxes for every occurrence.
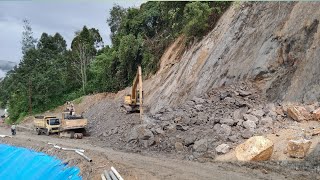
[0,1,144,64]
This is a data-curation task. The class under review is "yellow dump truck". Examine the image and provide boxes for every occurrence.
[34,112,87,138]
[34,116,60,135]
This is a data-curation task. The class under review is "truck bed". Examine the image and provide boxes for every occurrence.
[34,119,46,128]
[60,119,87,130]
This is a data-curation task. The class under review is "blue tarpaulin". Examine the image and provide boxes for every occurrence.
[0,144,81,180]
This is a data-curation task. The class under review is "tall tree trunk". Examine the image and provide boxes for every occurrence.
[28,78,32,115]
[78,43,86,94]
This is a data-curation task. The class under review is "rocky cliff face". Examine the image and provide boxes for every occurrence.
[143,2,320,114]
[83,2,320,164]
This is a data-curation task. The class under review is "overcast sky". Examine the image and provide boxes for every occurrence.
[0,1,144,64]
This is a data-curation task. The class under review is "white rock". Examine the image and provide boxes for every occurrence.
[215,144,230,154]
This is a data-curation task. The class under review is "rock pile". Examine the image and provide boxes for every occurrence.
[84,82,319,162]
[127,82,288,160]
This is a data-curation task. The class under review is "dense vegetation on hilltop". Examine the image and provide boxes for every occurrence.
[0,1,231,122]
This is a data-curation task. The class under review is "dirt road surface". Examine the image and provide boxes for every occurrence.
[0,125,317,180]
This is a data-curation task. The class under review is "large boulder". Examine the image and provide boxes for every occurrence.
[287,105,311,121]
[287,139,312,158]
[235,136,274,161]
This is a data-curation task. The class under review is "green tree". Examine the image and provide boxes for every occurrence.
[88,46,119,92]
[107,5,127,44]
[71,26,103,93]
[183,2,212,38]
[117,34,142,88]
[30,32,68,112]
[21,19,37,55]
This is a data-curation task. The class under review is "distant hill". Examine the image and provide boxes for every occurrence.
[0,60,16,71]
[0,60,16,78]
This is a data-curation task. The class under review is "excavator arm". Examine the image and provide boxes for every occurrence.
[130,67,140,104]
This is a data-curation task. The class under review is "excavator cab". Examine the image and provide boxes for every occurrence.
[124,95,133,105]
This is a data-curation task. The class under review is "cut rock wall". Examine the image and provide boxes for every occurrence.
[141,2,320,114]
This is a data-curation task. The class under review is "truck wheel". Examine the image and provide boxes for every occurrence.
[74,133,83,139]
[36,129,41,135]
[46,129,50,136]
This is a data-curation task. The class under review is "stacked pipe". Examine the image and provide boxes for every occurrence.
[101,166,123,180]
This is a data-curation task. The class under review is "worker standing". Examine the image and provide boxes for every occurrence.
[70,103,75,116]
[11,123,16,135]
[66,101,71,111]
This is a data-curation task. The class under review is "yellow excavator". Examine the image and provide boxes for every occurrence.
[123,65,143,117]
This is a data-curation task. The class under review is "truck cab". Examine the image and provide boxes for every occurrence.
[34,116,60,135]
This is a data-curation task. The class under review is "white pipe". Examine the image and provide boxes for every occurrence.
[54,145,62,149]
[75,150,92,162]
[48,143,84,152]
[111,167,124,180]
[109,170,118,180]
[101,174,107,180]
[104,170,112,180]
[0,135,11,138]
[61,147,85,153]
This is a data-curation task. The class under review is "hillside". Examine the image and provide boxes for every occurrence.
[14,2,320,179]
[71,0,319,162]
[141,2,320,114]
[0,60,16,71]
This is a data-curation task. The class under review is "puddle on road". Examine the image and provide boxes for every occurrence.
[0,144,81,180]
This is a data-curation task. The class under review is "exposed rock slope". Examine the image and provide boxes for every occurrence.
[81,1,320,164]
[141,2,320,113]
